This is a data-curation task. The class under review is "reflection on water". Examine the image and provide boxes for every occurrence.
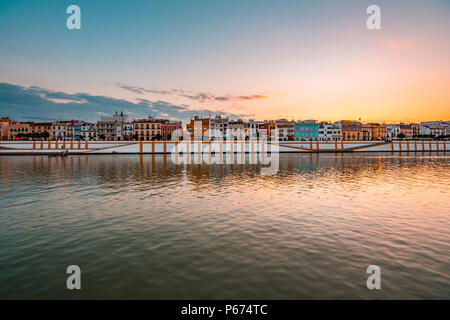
[0,153,449,299]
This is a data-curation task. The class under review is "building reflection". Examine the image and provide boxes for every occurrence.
[0,153,447,194]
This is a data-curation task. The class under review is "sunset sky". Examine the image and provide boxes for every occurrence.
[0,0,449,123]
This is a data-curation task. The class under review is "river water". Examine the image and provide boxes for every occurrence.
[0,153,448,299]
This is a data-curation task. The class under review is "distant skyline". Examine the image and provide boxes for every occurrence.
[0,0,449,123]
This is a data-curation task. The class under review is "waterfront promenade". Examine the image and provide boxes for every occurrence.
[0,140,448,155]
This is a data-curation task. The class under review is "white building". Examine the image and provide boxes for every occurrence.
[429,126,446,137]
[81,122,96,140]
[318,122,341,141]
[122,123,133,140]
[228,120,246,140]
[209,115,229,141]
[275,119,295,141]
[419,125,431,136]
[97,112,129,141]
[420,121,450,138]
[420,121,447,127]
[386,124,400,140]
[51,121,74,141]
[247,120,260,140]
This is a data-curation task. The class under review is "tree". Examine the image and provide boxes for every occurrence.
[397,133,406,140]
[41,131,50,140]
[99,134,106,141]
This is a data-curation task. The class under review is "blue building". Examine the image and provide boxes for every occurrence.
[73,122,82,140]
[294,120,319,141]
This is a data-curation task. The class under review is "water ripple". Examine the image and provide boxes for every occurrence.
[0,153,449,299]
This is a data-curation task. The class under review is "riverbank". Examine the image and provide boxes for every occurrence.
[0,140,448,155]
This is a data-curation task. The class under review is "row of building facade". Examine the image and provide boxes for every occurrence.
[0,112,182,142]
[1,113,449,141]
[185,116,449,141]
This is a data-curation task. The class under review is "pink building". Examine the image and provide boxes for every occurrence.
[399,124,413,139]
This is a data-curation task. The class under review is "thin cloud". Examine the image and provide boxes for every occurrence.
[117,83,188,96]
[228,94,269,101]
[117,83,272,103]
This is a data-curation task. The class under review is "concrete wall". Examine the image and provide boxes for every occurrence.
[0,140,448,154]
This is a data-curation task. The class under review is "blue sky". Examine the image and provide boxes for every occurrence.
[0,0,449,122]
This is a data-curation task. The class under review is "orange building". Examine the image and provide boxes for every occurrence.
[340,121,362,141]
[265,120,277,140]
[341,121,386,141]
[361,124,373,141]
[8,122,31,140]
[186,116,210,141]
[370,123,386,141]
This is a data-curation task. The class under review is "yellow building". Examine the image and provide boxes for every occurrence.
[31,122,52,139]
[133,117,162,140]
[341,121,386,141]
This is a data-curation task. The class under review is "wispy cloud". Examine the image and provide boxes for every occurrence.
[117,83,188,96]
[0,83,247,122]
[117,83,272,103]
[182,93,270,102]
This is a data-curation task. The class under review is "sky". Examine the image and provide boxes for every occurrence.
[0,0,449,123]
